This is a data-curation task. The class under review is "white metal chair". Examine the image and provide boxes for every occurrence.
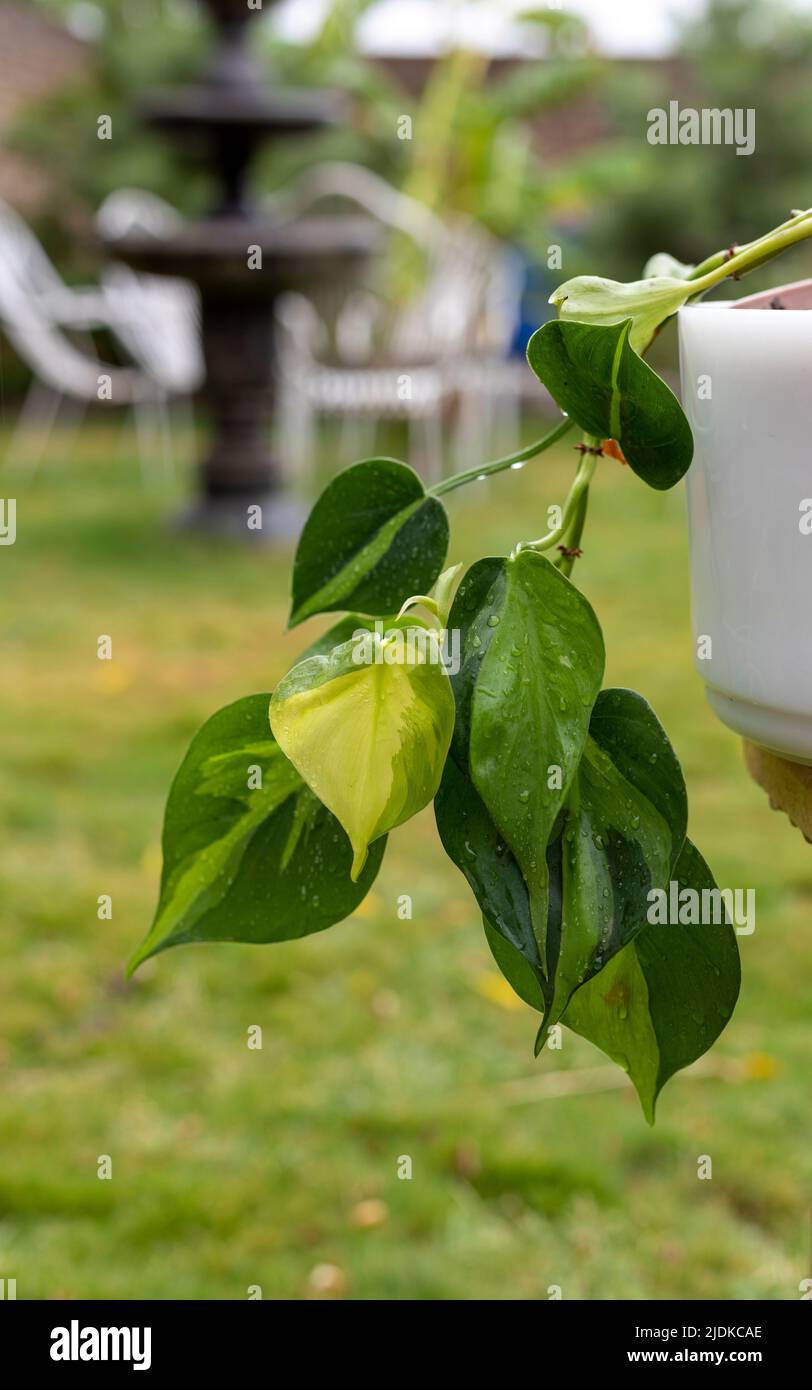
[96,189,205,473]
[95,189,204,398]
[0,199,155,477]
[0,195,202,480]
[275,288,449,483]
[269,162,523,484]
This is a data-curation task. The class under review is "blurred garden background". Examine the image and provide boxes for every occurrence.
[1,0,812,1300]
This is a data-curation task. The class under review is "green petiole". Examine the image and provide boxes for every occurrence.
[428,415,575,497]
[516,436,600,556]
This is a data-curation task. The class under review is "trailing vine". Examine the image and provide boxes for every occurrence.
[130,209,812,1122]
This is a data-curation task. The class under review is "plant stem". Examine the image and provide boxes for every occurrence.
[516,436,600,555]
[556,481,590,577]
[428,416,575,497]
[689,210,812,295]
[687,207,812,283]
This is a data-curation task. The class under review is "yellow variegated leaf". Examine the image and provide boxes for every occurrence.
[270,625,455,880]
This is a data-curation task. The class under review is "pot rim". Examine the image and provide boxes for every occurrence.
[679,277,812,313]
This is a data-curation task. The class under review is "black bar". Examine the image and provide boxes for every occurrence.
[0,1298,807,1376]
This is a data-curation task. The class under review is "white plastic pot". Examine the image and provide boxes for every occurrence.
[678,281,812,762]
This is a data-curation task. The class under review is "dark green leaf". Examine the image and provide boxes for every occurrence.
[471,688,688,1029]
[484,918,545,1011]
[589,687,687,871]
[436,557,551,1011]
[289,457,449,627]
[129,695,385,972]
[541,689,688,1023]
[527,318,693,490]
[545,729,672,1025]
[465,550,605,957]
[565,839,741,1122]
[435,551,603,1013]
[436,756,547,1004]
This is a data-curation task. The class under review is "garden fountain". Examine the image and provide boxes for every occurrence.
[107,0,377,537]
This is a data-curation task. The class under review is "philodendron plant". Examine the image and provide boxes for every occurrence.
[130,209,812,1122]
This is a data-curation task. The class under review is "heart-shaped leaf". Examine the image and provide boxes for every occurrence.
[527,318,693,490]
[540,690,688,1025]
[469,686,733,1115]
[467,689,734,1123]
[129,695,385,973]
[270,622,455,880]
[464,550,605,957]
[435,551,603,1010]
[545,729,672,1025]
[486,837,740,1120]
[435,558,550,1010]
[443,684,682,1027]
[565,839,741,1122]
[289,457,449,627]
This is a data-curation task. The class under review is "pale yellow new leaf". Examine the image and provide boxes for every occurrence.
[270,626,454,879]
[549,274,691,354]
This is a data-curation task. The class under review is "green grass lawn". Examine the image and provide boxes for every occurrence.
[1,419,810,1300]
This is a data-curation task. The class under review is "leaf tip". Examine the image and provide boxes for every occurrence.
[125,944,148,979]
[639,1084,658,1126]
[350,844,369,883]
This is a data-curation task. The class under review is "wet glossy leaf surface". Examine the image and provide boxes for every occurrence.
[527,318,693,489]
[565,839,741,1122]
[462,551,604,956]
[289,458,449,626]
[547,727,672,1025]
[588,687,687,870]
[131,695,385,971]
[271,625,454,880]
[437,552,604,1016]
